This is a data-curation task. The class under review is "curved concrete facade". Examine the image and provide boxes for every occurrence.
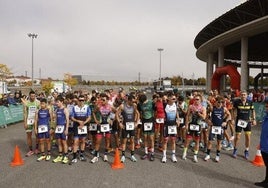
[195,2,268,92]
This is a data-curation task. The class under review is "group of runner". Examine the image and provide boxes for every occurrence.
[21,87,257,165]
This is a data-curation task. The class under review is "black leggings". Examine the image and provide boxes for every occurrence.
[261,151,268,181]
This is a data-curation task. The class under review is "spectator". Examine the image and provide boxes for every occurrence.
[2,94,9,107]
[7,93,18,105]
[14,91,22,104]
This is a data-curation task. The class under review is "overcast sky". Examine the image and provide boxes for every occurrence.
[0,0,247,82]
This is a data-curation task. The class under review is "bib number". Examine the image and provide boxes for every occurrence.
[126,122,135,131]
[179,118,184,124]
[144,122,153,131]
[78,126,88,134]
[27,118,35,125]
[101,124,110,133]
[89,124,97,131]
[38,125,48,133]
[199,121,207,129]
[55,125,65,134]
[168,125,177,135]
[211,126,222,135]
[189,124,200,132]
[237,119,248,128]
[156,118,164,124]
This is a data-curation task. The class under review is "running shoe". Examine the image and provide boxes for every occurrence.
[149,154,155,161]
[141,154,148,160]
[130,155,137,162]
[80,154,87,162]
[120,155,126,163]
[224,143,234,151]
[69,158,77,165]
[62,156,69,164]
[182,151,187,160]
[25,150,34,157]
[161,156,167,163]
[190,141,195,148]
[103,155,108,162]
[53,155,63,163]
[244,150,249,160]
[221,140,227,148]
[232,148,237,158]
[193,155,198,163]
[91,156,98,163]
[37,155,46,162]
[171,155,177,163]
[45,155,51,161]
[204,154,210,161]
[215,156,220,162]
[91,150,96,155]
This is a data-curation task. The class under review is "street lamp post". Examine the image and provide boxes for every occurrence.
[157,48,164,89]
[28,33,38,90]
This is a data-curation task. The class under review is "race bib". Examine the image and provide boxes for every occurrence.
[78,126,88,134]
[156,118,164,124]
[189,124,200,132]
[179,118,184,124]
[109,113,115,120]
[168,125,177,135]
[100,124,110,133]
[38,125,48,133]
[55,125,65,134]
[144,122,153,131]
[27,118,35,125]
[126,122,135,131]
[199,121,207,129]
[89,124,97,131]
[237,119,248,128]
[211,126,222,135]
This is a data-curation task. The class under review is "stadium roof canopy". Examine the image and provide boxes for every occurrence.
[194,0,268,68]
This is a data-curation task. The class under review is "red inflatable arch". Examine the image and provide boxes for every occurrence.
[211,65,240,91]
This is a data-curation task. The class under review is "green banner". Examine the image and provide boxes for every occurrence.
[0,104,24,127]
[253,102,266,122]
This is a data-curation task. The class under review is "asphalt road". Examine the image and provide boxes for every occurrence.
[0,122,265,188]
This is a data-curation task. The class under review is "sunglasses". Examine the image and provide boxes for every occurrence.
[172,98,176,100]
[195,98,200,101]
[79,99,84,102]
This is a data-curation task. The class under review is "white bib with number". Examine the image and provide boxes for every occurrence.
[168,125,177,135]
[78,126,88,134]
[55,125,65,134]
[179,118,184,124]
[156,118,164,124]
[237,119,248,128]
[200,121,206,129]
[101,124,110,132]
[89,124,97,131]
[126,122,135,131]
[144,122,153,131]
[189,124,200,132]
[211,126,222,135]
[38,125,48,133]
[27,118,35,125]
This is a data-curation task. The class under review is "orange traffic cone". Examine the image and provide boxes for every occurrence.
[252,145,264,167]
[10,145,24,167]
[111,148,124,170]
